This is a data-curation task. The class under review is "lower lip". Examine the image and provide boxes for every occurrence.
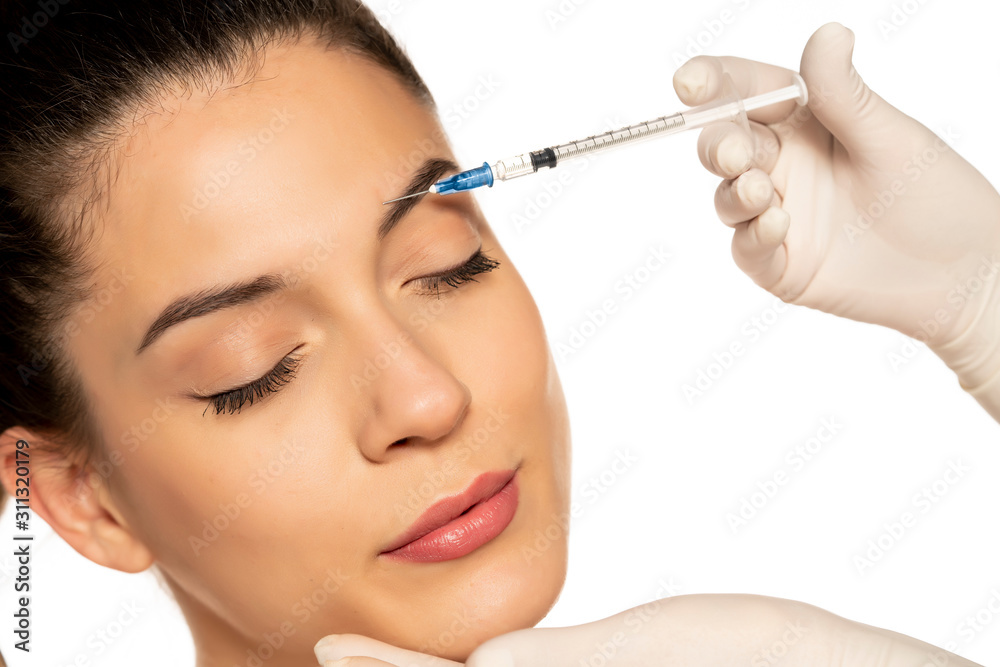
[380,471,520,563]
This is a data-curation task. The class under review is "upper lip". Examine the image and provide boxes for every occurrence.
[380,467,518,554]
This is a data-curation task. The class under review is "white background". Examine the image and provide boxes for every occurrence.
[3,0,1000,665]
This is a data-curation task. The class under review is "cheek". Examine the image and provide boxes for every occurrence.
[459,262,550,408]
[96,396,346,570]
[446,254,571,502]
[105,410,387,633]
[481,258,573,517]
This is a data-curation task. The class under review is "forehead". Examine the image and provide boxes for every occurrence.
[72,38,445,355]
[113,38,439,211]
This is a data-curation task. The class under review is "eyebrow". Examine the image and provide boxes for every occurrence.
[378,157,461,242]
[136,274,288,355]
[135,156,462,356]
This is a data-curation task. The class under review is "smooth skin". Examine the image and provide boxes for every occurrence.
[313,21,993,667]
[0,32,572,666]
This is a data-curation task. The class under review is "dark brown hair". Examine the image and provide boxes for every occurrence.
[0,0,434,512]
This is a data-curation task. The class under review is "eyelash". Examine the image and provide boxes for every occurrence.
[201,249,501,416]
[203,350,303,417]
[411,247,501,298]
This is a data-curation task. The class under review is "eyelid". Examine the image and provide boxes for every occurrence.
[412,244,481,283]
[197,345,304,416]
[410,245,501,298]
[202,350,295,397]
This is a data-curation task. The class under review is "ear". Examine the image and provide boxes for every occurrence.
[0,425,155,574]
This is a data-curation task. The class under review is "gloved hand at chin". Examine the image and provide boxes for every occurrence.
[313,593,983,666]
[673,22,1000,421]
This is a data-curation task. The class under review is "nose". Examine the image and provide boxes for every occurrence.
[354,326,472,461]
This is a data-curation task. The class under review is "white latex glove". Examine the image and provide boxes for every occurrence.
[673,22,1000,421]
[313,594,983,666]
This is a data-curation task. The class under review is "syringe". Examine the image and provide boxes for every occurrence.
[383,73,807,205]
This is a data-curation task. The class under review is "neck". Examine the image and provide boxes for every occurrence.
[162,572,318,667]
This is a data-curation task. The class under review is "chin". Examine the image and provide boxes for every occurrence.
[369,518,567,662]
[428,528,569,662]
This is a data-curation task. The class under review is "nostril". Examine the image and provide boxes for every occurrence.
[391,437,409,446]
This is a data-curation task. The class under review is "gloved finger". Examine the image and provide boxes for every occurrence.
[674,55,801,125]
[731,205,791,292]
[315,634,463,667]
[323,658,399,667]
[697,123,752,179]
[747,121,782,173]
[464,594,838,667]
[799,22,916,161]
[465,623,621,667]
[697,121,782,178]
[714,168,776,227]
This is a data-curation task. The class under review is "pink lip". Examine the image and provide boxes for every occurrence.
[379,467,520,562]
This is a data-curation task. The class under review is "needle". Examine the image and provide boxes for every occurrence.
[382,190,430,205]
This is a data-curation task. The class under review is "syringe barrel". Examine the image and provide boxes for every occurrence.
[481,75,806,188]
[677,101,743,131]
[491,154,536,181]
[547,114,687,166]
[491,114,688,182]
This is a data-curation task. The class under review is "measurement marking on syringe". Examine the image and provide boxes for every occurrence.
[383,77,807,204]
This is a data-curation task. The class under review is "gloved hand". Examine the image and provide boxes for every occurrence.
[672,22,1000,421]
[313,593,983,666]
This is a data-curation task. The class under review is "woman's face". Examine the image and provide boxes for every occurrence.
[62,34,571,664]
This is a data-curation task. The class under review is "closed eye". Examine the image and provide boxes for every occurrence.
[410,245,501,298]
[199,347,303,416]
[195,248,500,417]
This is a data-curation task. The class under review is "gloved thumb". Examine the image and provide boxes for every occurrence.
[464,624,616,667]
[799,22,920,158]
